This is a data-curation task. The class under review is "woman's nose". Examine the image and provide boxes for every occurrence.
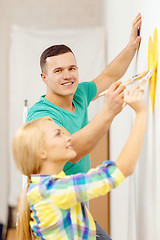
[65,134,71,142]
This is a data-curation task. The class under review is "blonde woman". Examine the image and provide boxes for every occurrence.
[12,84,148,240]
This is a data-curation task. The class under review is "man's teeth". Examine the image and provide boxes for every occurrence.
[63,82,73,86]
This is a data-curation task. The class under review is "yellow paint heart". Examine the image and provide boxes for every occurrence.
[148,27,158,115]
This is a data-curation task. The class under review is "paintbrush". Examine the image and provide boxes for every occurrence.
[138,67,154,87]
[98,69,148,97]
[122,70,148,86]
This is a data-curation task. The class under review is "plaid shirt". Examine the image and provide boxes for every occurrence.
[27,161,125,239]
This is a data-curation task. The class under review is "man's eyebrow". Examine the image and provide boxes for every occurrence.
[69,64,78,68]
[53,65,78,71]
[53,67,64,71]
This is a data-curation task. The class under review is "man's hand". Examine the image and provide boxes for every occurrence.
[102,81,125,119]
[129,13,142,50]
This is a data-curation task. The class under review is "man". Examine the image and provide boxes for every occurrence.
[27,13,142,175]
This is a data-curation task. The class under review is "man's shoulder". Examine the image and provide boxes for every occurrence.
[26,96,61,122]
[77,81,91,89]
[74,81,97,105]
[77,81,96,94]
[27,97,47,114]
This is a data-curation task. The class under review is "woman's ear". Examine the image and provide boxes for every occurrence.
[40,150,47,161]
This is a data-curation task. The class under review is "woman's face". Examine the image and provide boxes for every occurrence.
[42,120,77,163]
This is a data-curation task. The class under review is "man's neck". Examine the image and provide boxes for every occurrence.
[45,92,75,112]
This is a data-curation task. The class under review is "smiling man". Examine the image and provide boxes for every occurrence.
[27,44,107,174]
[41,49,79,112]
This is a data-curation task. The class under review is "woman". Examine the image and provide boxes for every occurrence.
[12,84,148,240]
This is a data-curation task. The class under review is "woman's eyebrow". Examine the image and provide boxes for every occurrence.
[53,129,61,134]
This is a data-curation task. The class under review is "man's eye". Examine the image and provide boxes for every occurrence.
[69,67,77,71]
[54,69,62,73]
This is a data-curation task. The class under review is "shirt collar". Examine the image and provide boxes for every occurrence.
[31,171,66,183]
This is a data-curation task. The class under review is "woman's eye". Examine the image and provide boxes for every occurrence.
[55,129,63,137]
[56,132,61,136]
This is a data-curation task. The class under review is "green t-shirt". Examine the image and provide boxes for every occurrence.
[27,81,97,175]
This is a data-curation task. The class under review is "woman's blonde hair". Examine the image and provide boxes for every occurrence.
[12,117,52,240]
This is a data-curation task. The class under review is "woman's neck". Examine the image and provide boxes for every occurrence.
[39,161,66,175]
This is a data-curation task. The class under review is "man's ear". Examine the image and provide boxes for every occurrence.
[41,73,48,85]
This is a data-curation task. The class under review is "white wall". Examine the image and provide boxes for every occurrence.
[103,0,160,239]
[103,2,138,240]
[0,0,104,225]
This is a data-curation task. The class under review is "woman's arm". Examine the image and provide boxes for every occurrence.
[35,161,124,209]
[116,85,148,177]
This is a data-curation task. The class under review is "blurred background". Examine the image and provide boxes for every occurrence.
[0,0,160,239]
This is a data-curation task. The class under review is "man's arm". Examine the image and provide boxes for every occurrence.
[93,13,142,98]
[67,82,125,163]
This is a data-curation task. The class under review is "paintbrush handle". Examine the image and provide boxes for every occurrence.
[136,68,154,87]
[122,77,134,86]
[98,69,152,97]
[123,70,148,86]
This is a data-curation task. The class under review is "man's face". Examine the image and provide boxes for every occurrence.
[42,52,79,97]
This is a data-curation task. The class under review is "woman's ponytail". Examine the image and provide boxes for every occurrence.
[17,180,32,240]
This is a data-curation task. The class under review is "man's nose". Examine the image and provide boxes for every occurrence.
[63,69,71,79]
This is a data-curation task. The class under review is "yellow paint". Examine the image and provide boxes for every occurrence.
[148,28,158,115]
